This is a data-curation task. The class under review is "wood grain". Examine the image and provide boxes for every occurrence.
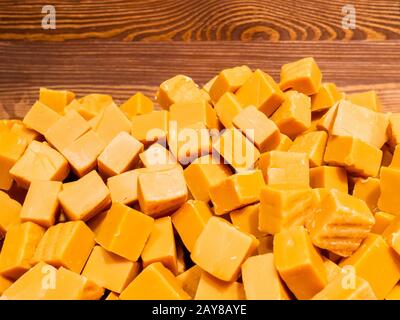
[0,41,399,119]
[0,0,399,41]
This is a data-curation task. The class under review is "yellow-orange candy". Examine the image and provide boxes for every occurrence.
[183,154,231,202]
[0,191,20,238]
[131,110,169,145]
[274,226,327,300]
[176,265,202,298]
[59,170,110,220]
[352,177,380,211]
[138,165,188,217]
[23,101,62,135]
[386,284,400,300]
[241,253,289,300]
[213,127,260,172]
[209,170,265,215]
[258,150,309,187]
[371,211,395,234]
[0,276,12,295]
[339,234,400,299]
[312,274,377,300]
[95,202,154,261]
[33,221,95,273]
[75,94,114,120]
[20,180,62,228]
[280,57,322,95]
[61,130,105,177]
[311,83,343,112]
[10,122,40,145]
[308,190,375,257]
[382,216,400,256]
[169,100,218,130]
[44,110,90,152]
[309,166,348,193]
[233,106,281,152]
[324,136,382,177]
[273,134,293,151]
[171,200,212,252]
[289,131,328,167]
[236,69,285,116]
[120,92,153,119]
[0,222,44,280]
[330,100,389,149]
[39,88,75,114]
[120,262,190,300]
[214,92,242,129]
[10,141,70,189]
[378,167,400,215]
[259,185,316,234]
[388,113,400,149]
[82,245,140,293]
[139,143,176,168]
[107,169,141,205]
[157,75,206,110]
[195,272,245,300]
[209,65,252,103]
[98,132,143,177]
[0,131,27,190]
[316,102,338,132]
[230,203,266,238]
[191,217,257,282]
[271,90,311,139]
[347,90,382,112]
[141,216,178,274]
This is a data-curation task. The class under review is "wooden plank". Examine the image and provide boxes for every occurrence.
[0,41,399,118]
[0,0,399,41]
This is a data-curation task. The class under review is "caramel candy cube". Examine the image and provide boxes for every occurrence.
[339,234,400,299]
[120,92,153,119]
[347,90,382,112]
[0,130,27,190]
[61,130,105,177]
[44,110,90,152]
[171,200,212,252]
[330,100,389,149]
[195,272,245,300]
[274,226,327,300]
[214,92,242,129]
[107,169,141,205]
[169,100,218,130]
[312,274,377,300]
[259,185,316,234]
[209,170,265,215]
[233,106,280,152]
[183,154,231,202]
[82,245,140,293]
[191,217,257,282]
[95,202,154,261]
[0,222,44,280]
[10,141,70,189]
[33,221,95,273]
[236,69,285,116]
[58,170,111,221]
[176,265,202,298]
[309,166,348,193]
[20,180,62,228]
[371,211,395,234]
[230,203,266,238]
[157,75,206,110]
[308,190,375,257]
[324,136,382,177]
[352,177,380,211]
[139,143,176,168]
[74,94,114,120]
[273,134,293,151]
[22,101,62,135]
[378,167,400,215]
[0,191,21,238]
[141,216,178,274]
[289,131,327,167]
[120,262,190,300]
[242,253,290,300]
[138,165,188,217]
[212,127,260,172]
[311,83,343,112]
[280,57,322,95]
[271,90,311,139]
[98,132,143,177]
[258,150,309,187]
[209,65,252,102]
[131,110,169,145]
[39,87,75,114]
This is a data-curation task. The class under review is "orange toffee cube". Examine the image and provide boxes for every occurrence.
[371,211,395,234]
[120,92,153,119]
[107,169,141,205]
[378,167,400,215]
[347,90,382,112]
[39,87,75,114]
[309,166,348,193]
[352,177,380,212]
[131,110,169,145]
[194,272,245,300]
[23,101,62,135]
[311,83,343,112]
[214,92,242,129]
[289,131,328,167]
[0,191,21,238]
[230,203,266,238]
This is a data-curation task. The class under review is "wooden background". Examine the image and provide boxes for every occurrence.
[0,0,399,118]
